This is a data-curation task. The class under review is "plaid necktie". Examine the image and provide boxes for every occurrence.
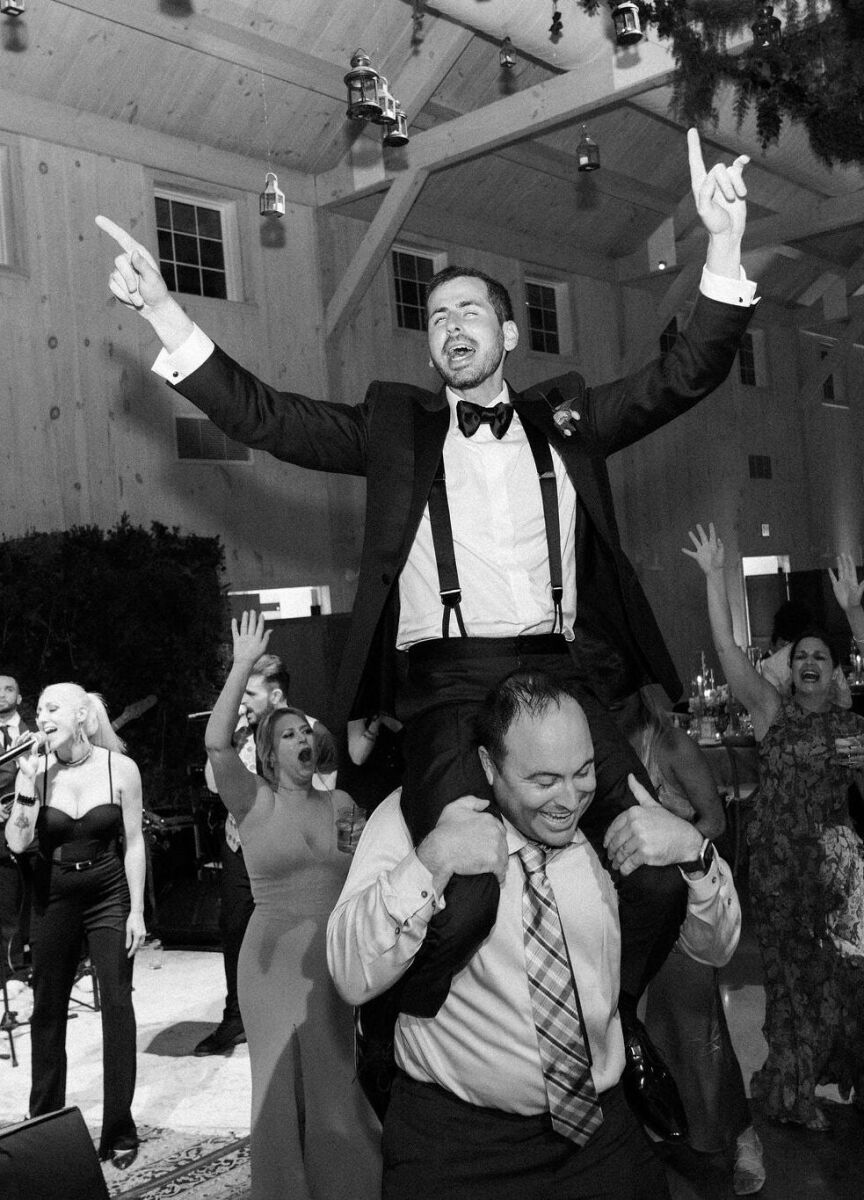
[518,841,603,1145]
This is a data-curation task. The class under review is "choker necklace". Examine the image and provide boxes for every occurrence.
[56,744,93,768]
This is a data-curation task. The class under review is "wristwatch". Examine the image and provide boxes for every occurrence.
[679,837,715,876]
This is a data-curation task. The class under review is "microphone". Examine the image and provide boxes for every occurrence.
[0,732,45,769]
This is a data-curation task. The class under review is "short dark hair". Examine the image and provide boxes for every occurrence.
[251,653,291,704]
[476,669,583,768]
[787,626,839,669]
[425,265,514,326]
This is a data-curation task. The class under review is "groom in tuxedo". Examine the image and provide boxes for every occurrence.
[98,128,755,1138]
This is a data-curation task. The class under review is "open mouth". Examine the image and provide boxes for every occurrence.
[297,747,312,764]
[445,339,475,363]
[799,669,821,682]
[540,809,574,826]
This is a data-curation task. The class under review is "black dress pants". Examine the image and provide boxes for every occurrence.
[29,853,137,1156]
[218,831,255,1024]
[383,1071,671,1200]
[394,638,687,1016]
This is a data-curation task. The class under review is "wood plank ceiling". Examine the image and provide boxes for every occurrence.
[5,0,864,330]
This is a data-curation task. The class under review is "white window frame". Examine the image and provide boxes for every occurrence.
[153,185,242,302]
[737,328,768,388]
[523,275,573,357]
[390,243,447,333]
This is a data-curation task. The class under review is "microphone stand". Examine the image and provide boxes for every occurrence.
[0,904,29,1069]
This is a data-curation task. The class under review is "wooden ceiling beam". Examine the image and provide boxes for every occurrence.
[622,261,703,372]
[796,302,864,408]
[0,86,314,203]
[417,101,680,216]
[672,190,864,271]
[325,168,430,340]
[53,0,347,101]
[340,192,617,282]
[316,44,678,208]
[313,20,474,201]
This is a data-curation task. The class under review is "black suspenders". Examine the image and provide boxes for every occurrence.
[427,419,564,638]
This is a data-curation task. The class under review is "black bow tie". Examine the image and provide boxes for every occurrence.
[456,399,514,440]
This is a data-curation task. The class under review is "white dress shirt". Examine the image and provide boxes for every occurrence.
[326,790,741,1114]
[152,268,756,650]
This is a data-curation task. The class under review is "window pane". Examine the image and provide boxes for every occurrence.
[199,238,225,270]
[201,269,227,299]
[171,201,197,234]
[155,193,228,299]
[173,233,200,266]
[196,207,222,239]
[176,264,200,293]
[392,249,435,330]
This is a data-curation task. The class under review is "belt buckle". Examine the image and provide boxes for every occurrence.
[72,859,93,871]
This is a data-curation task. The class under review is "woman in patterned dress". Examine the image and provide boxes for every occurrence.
[685,525,864,1130]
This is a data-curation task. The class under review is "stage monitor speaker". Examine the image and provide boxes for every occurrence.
[0,1106,110,1200]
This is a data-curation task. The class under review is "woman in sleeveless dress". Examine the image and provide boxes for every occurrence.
[6,683,146,1168]
[686,526,864,1130]
[206,610,381,1200]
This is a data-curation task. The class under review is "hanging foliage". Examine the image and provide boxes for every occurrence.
[578,0,864,167]
[0,516,229,805]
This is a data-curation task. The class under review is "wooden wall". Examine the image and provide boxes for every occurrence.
[0,129,348,611]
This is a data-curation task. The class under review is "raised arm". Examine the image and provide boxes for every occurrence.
[205,611,271,819]
[96,216,194,354]
[5,735,44,854]
[682,523,780,737]
[829,551,864,646]
[687,128,748,281]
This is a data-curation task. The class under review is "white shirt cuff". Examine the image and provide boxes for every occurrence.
[152,324,215,383]
[699,265,757,308]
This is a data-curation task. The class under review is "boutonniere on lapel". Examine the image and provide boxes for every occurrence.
[545,387,581,438]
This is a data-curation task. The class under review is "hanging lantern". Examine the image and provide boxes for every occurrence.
[499,36,517,71]
[577,125,601,172]
[383,104,409,147]
[259,171,286,217]
[344,49,383,121]
[610,2,643,46]
[371,78,398,126]
[751,4,781,50]
[0,1,25,13]
[549,9,563,43]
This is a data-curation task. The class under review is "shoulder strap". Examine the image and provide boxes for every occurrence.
[521,421,563,635]
[108,751,114,803]
[427,457,467,638]
[426,427,564,636]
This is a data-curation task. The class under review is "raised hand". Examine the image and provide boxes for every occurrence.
[96,215,170,313]
[231,610,272,667]
[829,552,864,613]
[682,522,725,575]
[688,128,749,244]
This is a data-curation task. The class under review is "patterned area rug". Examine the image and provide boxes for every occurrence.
[105,1125,250,1200]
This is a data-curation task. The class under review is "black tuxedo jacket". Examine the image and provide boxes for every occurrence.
[175,293,753,728]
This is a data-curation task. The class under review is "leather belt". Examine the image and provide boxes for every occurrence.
[408,634,569,664]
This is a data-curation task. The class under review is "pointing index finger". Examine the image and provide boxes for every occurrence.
[687,127,707,194]
[95,214,141,255]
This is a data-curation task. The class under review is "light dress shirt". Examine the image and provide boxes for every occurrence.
[153,269,756,650]
[326,790,741,1115]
